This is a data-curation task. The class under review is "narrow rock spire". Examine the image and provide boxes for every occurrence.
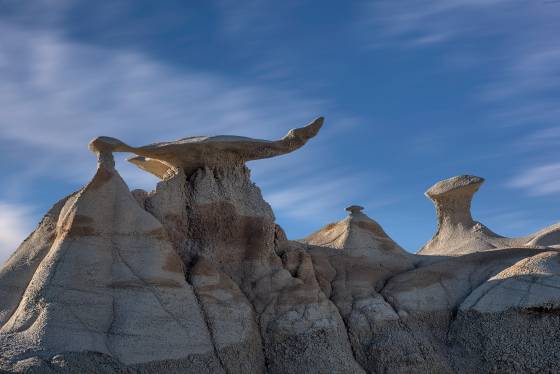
[418,175,503,255]
[425,175,484,230]
[88,136,118,170]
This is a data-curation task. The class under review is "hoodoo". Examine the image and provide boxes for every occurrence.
[1,120,560,374]
[0,138,220,371]
[90,117,324,178]
[419,175,560,255]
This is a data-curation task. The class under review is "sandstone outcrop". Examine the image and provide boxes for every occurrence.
[1,144,220,372]
[419,175,560,255]
[92,117,323,178]
[1,120,560,373]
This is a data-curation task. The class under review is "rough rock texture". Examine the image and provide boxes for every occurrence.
[0,193,75,327]
[144,165,363,374]
[128,156,173,179]
[419,175,560,255]
[189,258,265,374]
[450,250,560,373]
[0,148,220,371]
[90,117,323,177]
[2,123,560,373]
[301,207,435,373]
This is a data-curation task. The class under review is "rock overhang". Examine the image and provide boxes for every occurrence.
[425,175,485,199]
[88,117,324,178]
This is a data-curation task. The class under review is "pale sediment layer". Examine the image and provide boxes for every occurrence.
[2,121,560,373]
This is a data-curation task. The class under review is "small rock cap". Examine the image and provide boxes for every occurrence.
[425,175,484,198]
[346,205,364,214]
[88,136,127,154]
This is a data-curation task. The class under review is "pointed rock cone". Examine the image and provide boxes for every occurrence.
[0,193,76,327]
[0,144,219,368]
[303,205,411,259]
[89,117,324,177]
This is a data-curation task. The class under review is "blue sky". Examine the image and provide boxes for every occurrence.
[1,0,559,263]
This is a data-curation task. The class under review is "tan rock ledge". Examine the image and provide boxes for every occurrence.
[127,156,174,179]
[88,117,324,177]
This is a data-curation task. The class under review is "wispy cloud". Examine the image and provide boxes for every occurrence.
[266,173,367,220]
[0,22,325,189]
[0,19,365,248]
[509,163,560,196]
[360,0,560,127]
[0,201,35,265]
[359,0,513,48]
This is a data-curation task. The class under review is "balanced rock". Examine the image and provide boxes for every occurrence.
[90,117,323,178]
[419,175,560,255]
[1,120,560,374]
[137,118,363,374]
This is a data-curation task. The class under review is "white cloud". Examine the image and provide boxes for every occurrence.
[0,20,366,241]
[509,163,560,196]
[265,174,364,220]
[0,22,325,188]
[0,202,35,265]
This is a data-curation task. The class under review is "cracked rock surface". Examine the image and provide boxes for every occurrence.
[2,125,560,373]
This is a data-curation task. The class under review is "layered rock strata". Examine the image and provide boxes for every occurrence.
[1,122,560,374]
[0,142,221,372]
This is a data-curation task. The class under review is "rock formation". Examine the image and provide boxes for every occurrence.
[419,175,560,255]
[99,116,324,178]
[1,120,560,373]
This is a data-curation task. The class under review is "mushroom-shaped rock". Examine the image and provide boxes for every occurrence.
[90,117,323,178]
[345,205,364,214]
[419,175,509,256]
[420,175,560,256]
[424,175,485,228]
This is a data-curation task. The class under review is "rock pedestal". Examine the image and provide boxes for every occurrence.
[2,121,560,374]
[419,175,560,255]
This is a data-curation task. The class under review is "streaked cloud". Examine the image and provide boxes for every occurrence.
[360,0,560,127]
[0,22,325,188]
[0,19,365,250]
[359,0,513,47]
[0,201,35,265]
[509,163,560,196]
